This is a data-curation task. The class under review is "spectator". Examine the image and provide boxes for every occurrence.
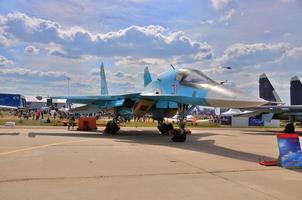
[68,115,75,130]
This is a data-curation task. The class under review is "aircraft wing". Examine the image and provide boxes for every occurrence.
[248,105,302,112]
[0,105,19,110]
[233,110,266,118]
[51,93,140,108]
[140,94,200,105]
[233,105,302,118]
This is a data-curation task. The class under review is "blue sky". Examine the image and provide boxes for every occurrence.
[0,0,302,104]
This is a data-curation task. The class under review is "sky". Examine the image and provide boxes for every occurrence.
[0,0,302,104]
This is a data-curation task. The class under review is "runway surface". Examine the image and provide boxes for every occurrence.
[0,126,301,200]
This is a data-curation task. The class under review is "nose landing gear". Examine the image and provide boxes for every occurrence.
[171,104,188,142]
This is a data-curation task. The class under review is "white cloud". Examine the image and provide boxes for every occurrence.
[200,9,236,26]
[0,35,16,46]
[284,47,302,57]
[200,19,215,25]
[0,12,212,61]
[24,45,40,55]
[0,67,69,81]
[211,0,231,10]
[219,9,236,23]
[213,43,291,68]
[0,55,14,66]
[114,56,167,66]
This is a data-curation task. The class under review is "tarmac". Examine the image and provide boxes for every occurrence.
[0,126,301,200]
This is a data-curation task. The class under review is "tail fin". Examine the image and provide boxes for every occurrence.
[144,66,152,87]
[100,62,108,95]
[259,73,282,103]
[290,76,302,105]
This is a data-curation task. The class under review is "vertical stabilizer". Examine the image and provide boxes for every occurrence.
[259,73,282,103]
[290,76,302,105]
[100,62,108,95]
[144,66,152,87]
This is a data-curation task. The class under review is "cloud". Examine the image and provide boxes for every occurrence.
[200,20,215,25]
[0,55,14,66]
[284,47,302,58]
[213,43,291,68]
[200,9,236,26]
[0,12,212,61]
[0,67,69,81]
[113,56,167,66]
[24,45,40,55]
[219,9,236,23]
[211,0,231,10]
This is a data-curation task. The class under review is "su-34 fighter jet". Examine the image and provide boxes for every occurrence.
[49,64,268,142]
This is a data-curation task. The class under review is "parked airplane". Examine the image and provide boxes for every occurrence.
[234,74,302,133]
[221,108,252,116]
[50,64,267,142]
[0,93,26,110]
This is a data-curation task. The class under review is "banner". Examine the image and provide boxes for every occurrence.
[277,134,302,168]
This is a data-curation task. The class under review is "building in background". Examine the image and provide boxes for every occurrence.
[25,96,66,110]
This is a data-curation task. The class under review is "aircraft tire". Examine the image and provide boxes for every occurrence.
[166,123,174,132]
[158,123,173,134]
[105,121,120,135]
[171,129,186,142]
[284,123,295,133]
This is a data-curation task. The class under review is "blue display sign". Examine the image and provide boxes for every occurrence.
[277,134,302,168]
[0,94,25,108]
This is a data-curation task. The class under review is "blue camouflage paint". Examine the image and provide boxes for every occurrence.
[144,69,209,106]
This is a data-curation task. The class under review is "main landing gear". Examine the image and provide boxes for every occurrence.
[105,109,120,135]
[284,123,295,133]
[157,121,174,135]
[157,104,189,142]
[284,117,295,133]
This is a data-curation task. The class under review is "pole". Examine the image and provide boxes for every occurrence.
[67,77,71,96]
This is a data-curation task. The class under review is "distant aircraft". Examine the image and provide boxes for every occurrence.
[221,108,252,116]
[50,64,267,142]
[0,93,26,110]
[233,74,302,133]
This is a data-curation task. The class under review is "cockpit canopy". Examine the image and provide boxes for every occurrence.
[177,69,217,86]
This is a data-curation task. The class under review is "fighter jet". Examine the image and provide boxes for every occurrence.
[50,64,267,142]
[234,74,302,133]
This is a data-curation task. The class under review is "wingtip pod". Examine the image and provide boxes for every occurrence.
[144,66,152,87]
[290,75,302,105]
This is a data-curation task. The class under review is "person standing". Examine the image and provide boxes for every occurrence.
[68,115,75,130]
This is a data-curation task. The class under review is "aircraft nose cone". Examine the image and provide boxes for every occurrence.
[206,85,267,108]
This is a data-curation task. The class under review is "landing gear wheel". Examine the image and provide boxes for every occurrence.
[171,129,187,142]
[105,121,120,135]
[158,123,174,135]
[284,123,295,133]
